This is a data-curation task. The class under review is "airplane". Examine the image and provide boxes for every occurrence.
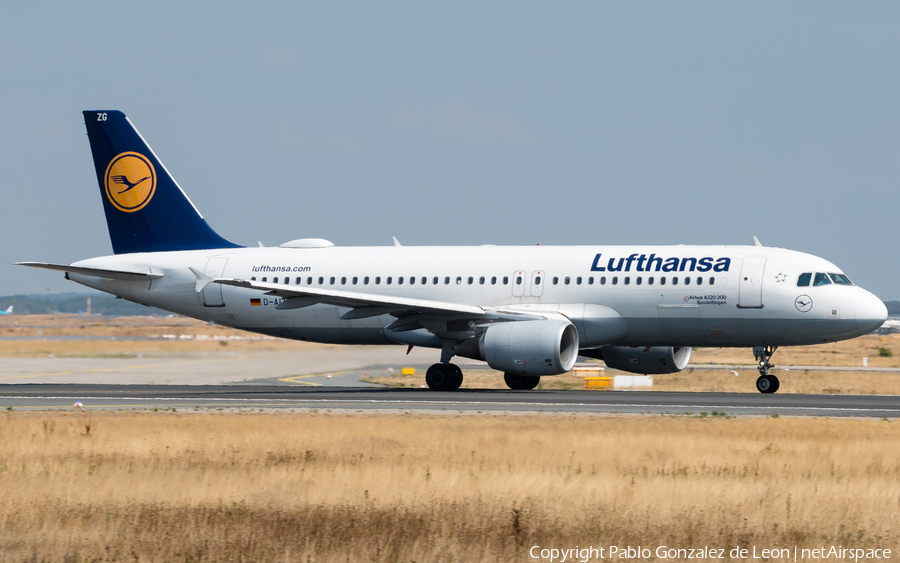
[18,110,888,393]
[0,306,13,315]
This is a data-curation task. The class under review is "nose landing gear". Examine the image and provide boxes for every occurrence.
[753,345,780,394]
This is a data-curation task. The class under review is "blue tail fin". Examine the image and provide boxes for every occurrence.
[83,110,241,254]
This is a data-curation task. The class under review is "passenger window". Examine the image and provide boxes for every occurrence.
[422,277,427,285]
[491,276,497,285]
[251,277,256,281]
[684,277,690,286]
[398,277,404,285]
[830,273,853,285]
[468,276,474,285]
[648,277,654,285]
[364,276,369,285]
[672,277,678,286]
[797,273,811,287]
[409,276,414,285]
[588,277,594,285]
[352,276,358,285]
[387,277,393,285]
[479,276,485,285]
[285,278,290,285]
[444,276,450,285]
[565,276,570,285]
[576,276,582,285]
[709,277,714,286]
[262,277,268,282]
[624,277,630,285]
[515,275,522,285]
[696,277,702,286]
[273,277,279,284]
[660,277,666,285]
[612,276,618,285]
[600,276,606,285]
[813,273,831,286]
[636,277,642,285]
[553,277,559,285]
[433,277,438,285]
[456,276,462,285]
[341,276,346,285]
[317,277,323,285]
[375,276,381,285]
[307,277,313,285]
[330,277,335,285]
[503,276,509,285]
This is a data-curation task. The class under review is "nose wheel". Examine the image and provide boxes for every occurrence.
[753,345,780,394]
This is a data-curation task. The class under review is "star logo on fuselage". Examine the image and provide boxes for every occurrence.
[775,272,787,283]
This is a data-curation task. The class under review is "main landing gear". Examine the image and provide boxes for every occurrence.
[504,373,541,390]
[425,363,464,391]
[753,345,780,394]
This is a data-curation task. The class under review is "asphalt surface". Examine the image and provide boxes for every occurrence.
[2,384,899,417]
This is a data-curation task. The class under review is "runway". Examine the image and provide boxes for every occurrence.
[2,384,899,417]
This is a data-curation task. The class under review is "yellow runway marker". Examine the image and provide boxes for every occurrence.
[278,374,323,386]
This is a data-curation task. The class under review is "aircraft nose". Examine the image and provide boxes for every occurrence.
[857,293,888,334]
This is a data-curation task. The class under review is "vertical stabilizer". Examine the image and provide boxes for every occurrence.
[83,110,241,254]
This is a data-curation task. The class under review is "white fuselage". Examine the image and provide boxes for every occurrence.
[67,244,887,351]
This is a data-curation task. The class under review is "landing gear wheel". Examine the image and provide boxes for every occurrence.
[426,363,463,391]
[450,364,464,390]
[504,373,540,390]
[753,345,781,394]
[755,375,780,394]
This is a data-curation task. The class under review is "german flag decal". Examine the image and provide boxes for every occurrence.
[250,298,262,306]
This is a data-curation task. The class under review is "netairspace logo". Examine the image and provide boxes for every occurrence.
[528,544,892,562]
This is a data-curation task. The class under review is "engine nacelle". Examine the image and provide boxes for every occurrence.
[456,319,579,376]
[594,346,692,375]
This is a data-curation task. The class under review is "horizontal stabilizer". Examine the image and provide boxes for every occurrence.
[17,262,163,282]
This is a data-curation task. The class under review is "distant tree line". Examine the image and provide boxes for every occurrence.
[0,294,168,316]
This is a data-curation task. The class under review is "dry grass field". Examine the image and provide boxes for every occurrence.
[0,412,897,562]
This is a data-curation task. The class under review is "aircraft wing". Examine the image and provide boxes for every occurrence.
[209,276,486,318]
[17,262,164,282]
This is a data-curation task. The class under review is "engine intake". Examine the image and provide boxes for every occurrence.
[456,319,579,376]
[591,346,692,374]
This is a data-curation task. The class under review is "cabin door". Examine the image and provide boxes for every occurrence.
[202,257,228,307]
[737,257,766,309]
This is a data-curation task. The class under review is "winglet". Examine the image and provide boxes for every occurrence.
[753,235,762,247]
[392,236,402,247]
[188,267,213,292]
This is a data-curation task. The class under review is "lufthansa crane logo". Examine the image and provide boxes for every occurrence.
[103,152,156,212]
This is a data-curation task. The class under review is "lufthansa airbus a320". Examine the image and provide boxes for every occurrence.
[19,111,888,393]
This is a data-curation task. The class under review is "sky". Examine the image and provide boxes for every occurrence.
[1,2,899,299]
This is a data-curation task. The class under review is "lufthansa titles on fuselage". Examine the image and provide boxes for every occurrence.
[590,253,731,273]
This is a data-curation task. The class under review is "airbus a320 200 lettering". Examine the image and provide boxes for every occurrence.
[19,111,888,393]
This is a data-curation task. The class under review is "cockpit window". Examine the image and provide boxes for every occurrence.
[797,273,811,287]
[830,273,853,285]
[813,273,832,286]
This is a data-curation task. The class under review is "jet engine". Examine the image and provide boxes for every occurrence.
[586,346,692,375]
[455,319,579,376]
